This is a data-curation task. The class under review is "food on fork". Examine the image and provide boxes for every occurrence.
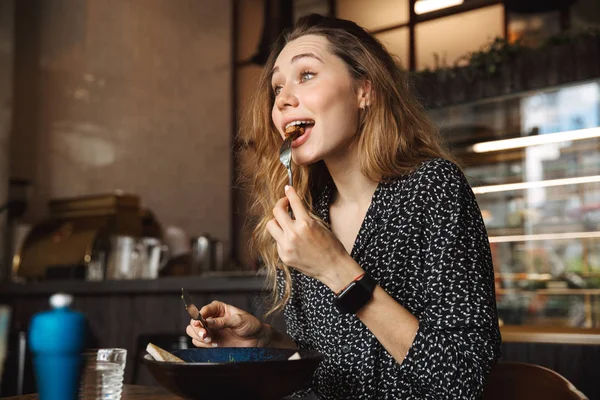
[285,120,315,138]
[285,124,304,137]
[146,342,185,363]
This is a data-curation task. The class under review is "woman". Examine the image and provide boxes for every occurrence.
[186,14,501,399]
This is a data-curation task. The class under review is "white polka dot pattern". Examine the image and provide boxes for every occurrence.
[279,158,501,399]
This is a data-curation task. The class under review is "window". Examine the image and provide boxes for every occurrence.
[336,0,409,31]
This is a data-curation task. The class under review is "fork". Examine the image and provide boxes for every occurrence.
[181,288,210,335]
[279,135,297,219]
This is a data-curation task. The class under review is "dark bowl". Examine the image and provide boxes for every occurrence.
[143,347,323,400]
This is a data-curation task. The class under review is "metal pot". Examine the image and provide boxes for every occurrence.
[190,234,225,274]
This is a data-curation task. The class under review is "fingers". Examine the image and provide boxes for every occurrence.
[270,186,310,233]
[284,186,309,220]
[206,313,242,331]
[272,197,292,229]
[192,337,218,348]
[266,217,283,241]
[199,300,226,319]
[187,320,214,346]
[187,321,218,348]
[188,301,236,348]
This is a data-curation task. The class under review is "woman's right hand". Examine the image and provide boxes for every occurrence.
[185,301,269,348]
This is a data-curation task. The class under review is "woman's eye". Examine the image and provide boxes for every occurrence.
[300,71,315,83]
[273,85,282,96]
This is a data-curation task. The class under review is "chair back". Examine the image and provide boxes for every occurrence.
[483,362,588,400]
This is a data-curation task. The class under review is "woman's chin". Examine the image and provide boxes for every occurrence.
[292,158,310,166]
[292,152,319,166]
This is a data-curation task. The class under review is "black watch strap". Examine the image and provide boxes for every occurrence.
[333,273,377,314]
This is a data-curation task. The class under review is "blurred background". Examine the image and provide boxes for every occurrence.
[1,0,600,398]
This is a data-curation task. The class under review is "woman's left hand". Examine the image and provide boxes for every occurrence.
[266,186,357,285]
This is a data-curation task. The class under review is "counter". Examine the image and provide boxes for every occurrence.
[0,272,265,295]
[501,325,600,345]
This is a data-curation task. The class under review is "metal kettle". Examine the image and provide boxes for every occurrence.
[190,234,224,274]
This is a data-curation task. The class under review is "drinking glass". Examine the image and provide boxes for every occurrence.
[80,348,127,400]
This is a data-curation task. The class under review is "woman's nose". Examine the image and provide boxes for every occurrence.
[275,86,299,110]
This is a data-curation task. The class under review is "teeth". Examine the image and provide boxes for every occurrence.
[285,120,314,130]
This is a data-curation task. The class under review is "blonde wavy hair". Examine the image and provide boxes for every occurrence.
[238,14,456,316]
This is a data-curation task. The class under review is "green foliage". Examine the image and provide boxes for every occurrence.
[418,26,600,80]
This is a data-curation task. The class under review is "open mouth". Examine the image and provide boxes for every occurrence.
[284,120,315,138]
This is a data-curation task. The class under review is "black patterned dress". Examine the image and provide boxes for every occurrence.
[280,158,501,400]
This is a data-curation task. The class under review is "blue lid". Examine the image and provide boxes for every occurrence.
[29,293,87,354]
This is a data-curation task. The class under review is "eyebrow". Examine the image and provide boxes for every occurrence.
[271,52,324,77]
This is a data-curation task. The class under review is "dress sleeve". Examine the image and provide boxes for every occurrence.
[278,271,316,399]
[397,161,502,399]
[279,270,310,347]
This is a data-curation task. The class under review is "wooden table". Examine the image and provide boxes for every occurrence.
[1,384,182,399]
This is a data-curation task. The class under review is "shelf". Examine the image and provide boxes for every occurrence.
[470,168,600,186]
[488,230,600,243]
[473,176,600,196]
[459,138,600,167]
[486,224,596,236]
[500,325,600,345]
[497,288,600,295]
[495,272,553,280]
[496,272,600,279]
[0,272,266,296]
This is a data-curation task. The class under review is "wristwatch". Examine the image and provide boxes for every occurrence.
[333,273,377,314]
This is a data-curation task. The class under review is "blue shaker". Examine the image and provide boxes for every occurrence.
[29,293,87,400]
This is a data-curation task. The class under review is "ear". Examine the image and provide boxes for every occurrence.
[356,79,373,109]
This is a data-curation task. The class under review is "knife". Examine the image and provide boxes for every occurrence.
[181,288,210,334]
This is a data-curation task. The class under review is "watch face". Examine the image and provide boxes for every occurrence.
[334,280,374,314]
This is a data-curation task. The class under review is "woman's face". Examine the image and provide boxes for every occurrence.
[271,34,366,166]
